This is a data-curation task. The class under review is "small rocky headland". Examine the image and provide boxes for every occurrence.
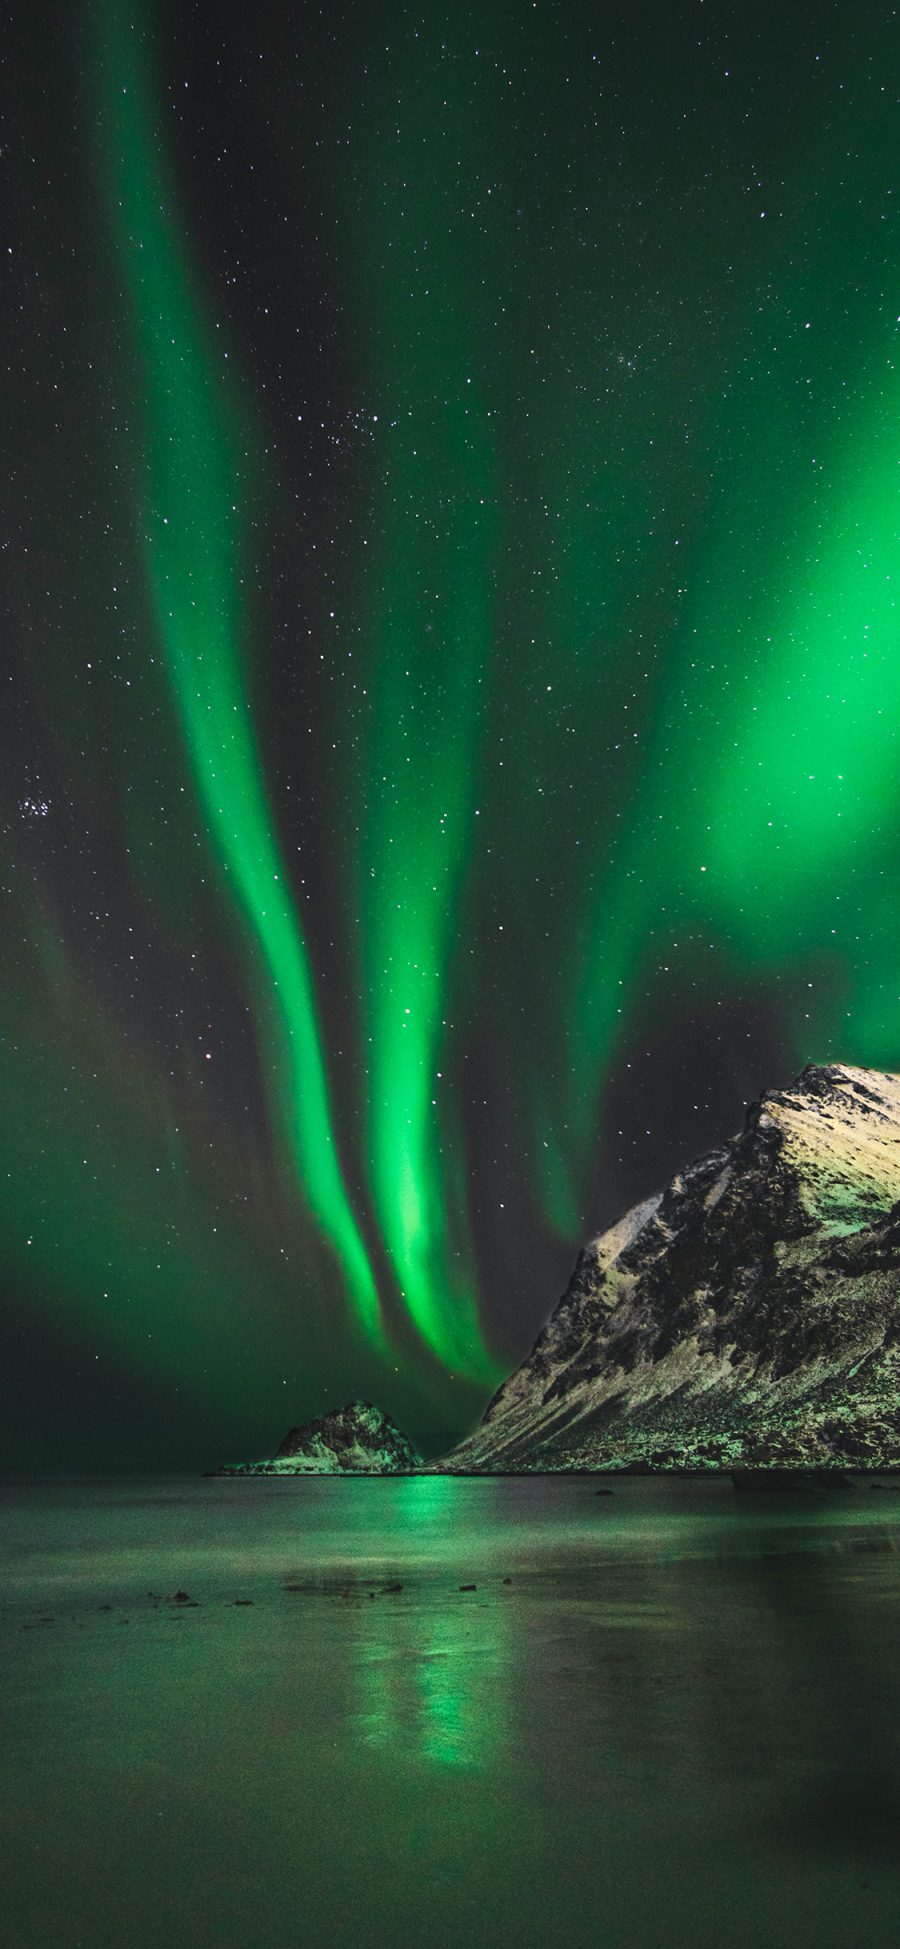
[216,1400,421,1476]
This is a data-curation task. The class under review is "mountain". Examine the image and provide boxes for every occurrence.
[439,1063,900,1472]
[217,1400,420,1475]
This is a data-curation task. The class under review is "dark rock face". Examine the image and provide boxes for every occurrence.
[441,1064,900,1472]
[218,1400,420,1475]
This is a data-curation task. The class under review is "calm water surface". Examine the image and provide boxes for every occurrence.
[3,1474,900,1947]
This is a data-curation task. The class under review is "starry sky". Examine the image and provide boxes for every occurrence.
[3,0,899,1470]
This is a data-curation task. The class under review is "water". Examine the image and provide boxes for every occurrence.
[3,1473,900,1948]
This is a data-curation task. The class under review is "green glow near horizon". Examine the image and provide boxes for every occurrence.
[0,897,315,1424]
[95,1,384,1348]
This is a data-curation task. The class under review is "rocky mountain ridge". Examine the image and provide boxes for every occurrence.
[437,1063,900,1472]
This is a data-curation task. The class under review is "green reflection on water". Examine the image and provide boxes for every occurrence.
[353,1599,509,1771]
[350,1481,510,1770]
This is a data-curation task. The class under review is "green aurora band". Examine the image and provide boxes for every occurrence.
[94,2,388,1353]
[335,44,503,1381]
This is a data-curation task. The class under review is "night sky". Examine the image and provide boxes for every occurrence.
[3,0,899,1469]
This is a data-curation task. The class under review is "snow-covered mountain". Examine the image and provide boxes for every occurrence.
[217,1400,420,1475]
[439,1063,900,1472]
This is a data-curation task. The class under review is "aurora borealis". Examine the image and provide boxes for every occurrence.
[3,0,900,1468]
